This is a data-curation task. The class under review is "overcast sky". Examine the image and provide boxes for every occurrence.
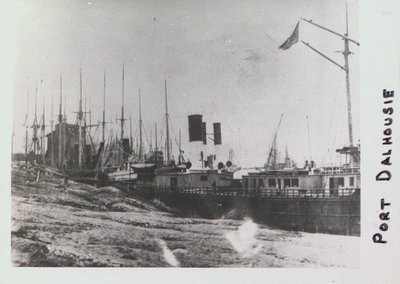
[13,0,359,167]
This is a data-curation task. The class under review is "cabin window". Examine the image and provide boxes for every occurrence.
[252,179,256,189]
[329,177,345,188]
[243,178,248,188]
[291,178,299,187]
[284,179,291,188]
[349,177,354,186]
[200,175,208,181]
[268,178,276,187]
[258,179,264,188]
[170,177,178,188]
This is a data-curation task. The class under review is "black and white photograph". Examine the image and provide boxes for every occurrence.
[1,0,399,283]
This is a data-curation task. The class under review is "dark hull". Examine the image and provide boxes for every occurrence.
[117,185,360,236]
[65,169,108,187]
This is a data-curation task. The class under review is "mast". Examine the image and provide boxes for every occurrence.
[89,98,92,131]
[129,115,133,152]
[343,1,353,146]
[50,92,54,167]
[78,67,83,169]
[32,81,39,161]
[170,139,173,162]
[25,89,29,164]
[84,93,87,150]
[117,64,126,166]
[58,73,63,168]
[139,88,143,161]
[178,128,182,164]
[266,114,283,169]
[164,80,170,163]
[121,64,125,145]
[300,3,358,147]
[41,92,46,165]
[63,88,67,168]
[102,70,106,143]
[155,123,157,152]
[150,131,153,152]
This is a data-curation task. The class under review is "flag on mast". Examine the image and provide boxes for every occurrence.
[279,21,299,50]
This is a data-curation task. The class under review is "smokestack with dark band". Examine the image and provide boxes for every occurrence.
[188,115,203,142]
[213,123,222,145]
[202,122,207,144]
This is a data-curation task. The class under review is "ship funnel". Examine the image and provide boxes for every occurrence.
[202,122,207,144]
[188,115,203,142]
[213,123,222,145]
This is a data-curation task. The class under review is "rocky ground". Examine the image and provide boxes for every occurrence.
[11,163,360,267]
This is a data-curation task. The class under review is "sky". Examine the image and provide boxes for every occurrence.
[12,0,359,168]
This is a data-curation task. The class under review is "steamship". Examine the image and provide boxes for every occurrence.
[113,109,359,236]
[115,13,361,235]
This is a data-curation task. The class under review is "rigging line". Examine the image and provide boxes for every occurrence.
[133,124,139,143]
[332,82,347,152]
[300,17,359,46]
[158,122,165,146]
[82,116,96,151]
[159,124,165,145]
[167,117,182,150]
[114,141,132,156]
[141,122,151,150]
[327,76,341,151]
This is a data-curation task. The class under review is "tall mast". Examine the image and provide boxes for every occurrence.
[155,123,158,152]
[164,80,170,163]
[50,91,54,167]
[343,1,353,146]
[64,90,66,116]
[300,3,358,147]
[129,115,133,152]
[78,66,83,169]
[25,89,29,164]
[179,128,181,152]
[178,128,182,164]
[89,98,92,129]
[150,131,153,152]
[84,93,87,148]
[121,64,125,142]
[41,92,46,165]
[58,73,63,168]
[63,88,67,167]
[102,70,106,143]
[32,81,39,160]
[139,88,143,161]
[118,64,126,166]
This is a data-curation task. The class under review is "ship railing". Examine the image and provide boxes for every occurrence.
[237,187,359,198]
[132,184,359,198]
[321,167,360,175]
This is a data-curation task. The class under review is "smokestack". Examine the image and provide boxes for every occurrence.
[188,114,206,169]
[213,122,223,164]
[202,122,207,145]
[213,123,222,145]
[188,115,203,142]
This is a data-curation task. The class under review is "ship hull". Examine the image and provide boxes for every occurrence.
[118,186,360,236]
